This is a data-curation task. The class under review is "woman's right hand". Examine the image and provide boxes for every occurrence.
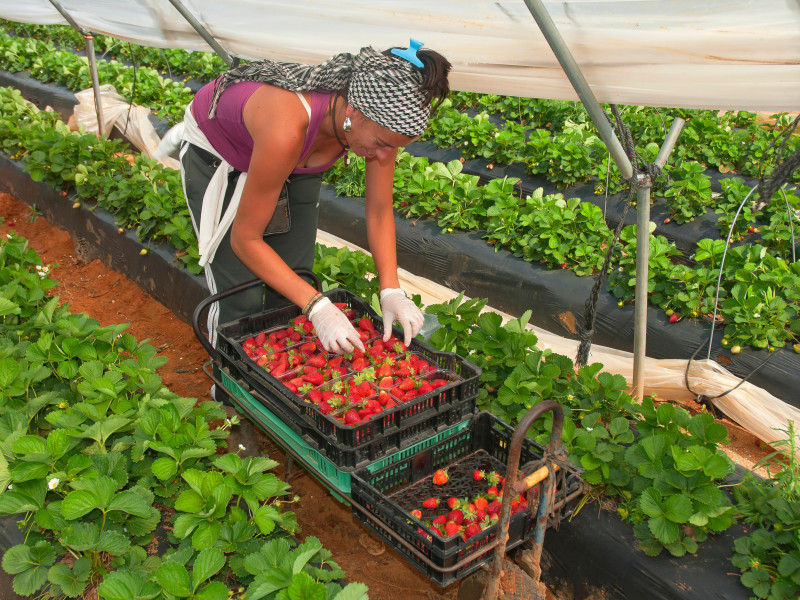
[308,297,365,354]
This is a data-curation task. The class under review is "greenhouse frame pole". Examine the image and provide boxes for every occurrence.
[166,0,235,67]
[48,0,105,137]
[521,0,683,401]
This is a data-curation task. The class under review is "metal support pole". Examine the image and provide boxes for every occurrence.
[167,0,235,68]
[632,183,651,401]
[522,0,633,180]
[84,34,105,138]
[632,117,684,399]
[48,0,105,137]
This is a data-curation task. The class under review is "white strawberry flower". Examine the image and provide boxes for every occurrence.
[238,444,246,452]
[48,477,60,490]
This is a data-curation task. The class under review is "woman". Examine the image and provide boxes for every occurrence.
[177,42,451,355]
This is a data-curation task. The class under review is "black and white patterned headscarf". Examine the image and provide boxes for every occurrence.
[207,47,429,137]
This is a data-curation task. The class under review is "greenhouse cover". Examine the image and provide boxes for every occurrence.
[1,0,798,111]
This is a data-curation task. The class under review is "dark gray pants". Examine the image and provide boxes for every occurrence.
[181,143,322,338]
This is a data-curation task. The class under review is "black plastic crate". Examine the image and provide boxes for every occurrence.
[349,411,584,587]
[215,289,481,469]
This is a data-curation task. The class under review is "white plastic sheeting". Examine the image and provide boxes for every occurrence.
[317,229,800,462]
[1,0,798,111]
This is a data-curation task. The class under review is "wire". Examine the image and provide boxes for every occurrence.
[685,335,778,402]
[122,42,136,137]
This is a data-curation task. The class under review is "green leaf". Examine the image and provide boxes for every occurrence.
[192,519,221,551]
[252,504,280,536]
[155,562,192,597]
[639,488,664,518]
[194,581,229,600]
[10,461,49,482]
[192,548,226,588]
[648,514,680,545]
[2,542,56,596]
[285,571,327,600]
[97,569,148,600]
[61,489,99,519]
[663,494,693,523]
[108,490,152,517]
[97,530,131,555]
[47,556,91,597]
[213,453,242,474]
[11,435,47,456]
[332,583,370,600]
[0,357,21,388]
[174,489,205,513]
[151,457,178,481]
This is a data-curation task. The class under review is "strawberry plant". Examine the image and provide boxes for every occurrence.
[663,159,714,224]
[0,232,367,599]
[732,422,800,600]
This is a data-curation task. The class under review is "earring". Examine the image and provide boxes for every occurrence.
[343,116,352,132]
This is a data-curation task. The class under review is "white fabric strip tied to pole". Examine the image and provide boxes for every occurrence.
[70,84,180,170]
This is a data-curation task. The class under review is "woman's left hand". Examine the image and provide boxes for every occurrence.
[380,288,424,346]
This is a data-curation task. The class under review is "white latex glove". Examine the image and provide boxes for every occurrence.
[309,297,365,354]
[380,288,424,346]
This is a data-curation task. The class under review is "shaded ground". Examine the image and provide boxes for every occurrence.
[0,191,772,599]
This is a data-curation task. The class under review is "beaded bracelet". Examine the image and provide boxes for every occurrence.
[302,292,324,316]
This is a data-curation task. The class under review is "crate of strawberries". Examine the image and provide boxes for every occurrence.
[215,289,481,469]
[349,411,584,587]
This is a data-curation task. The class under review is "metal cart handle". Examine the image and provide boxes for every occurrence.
[191,268,322,361]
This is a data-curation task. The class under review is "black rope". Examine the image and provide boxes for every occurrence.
[756,114,799,197]
[757,114,800,205]
[575,106,662,366]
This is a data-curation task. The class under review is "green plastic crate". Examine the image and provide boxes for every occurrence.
[221,371,471,499]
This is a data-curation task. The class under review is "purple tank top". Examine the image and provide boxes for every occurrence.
[191,78,345,174]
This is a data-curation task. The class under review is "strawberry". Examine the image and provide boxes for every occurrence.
[432,514,447,526]
[319,401,334,414]
[344,409,361,425]
[378,376,395,390]
[432,469,449,485]
[377,363,394,378]
[409,509,422,519]
[669,313,679,323]
[351,357,369,372]
[487,486,499,497]
[445,521,462,537]
[329,355,343,368]
[390,388,404,400]
[422,497,439,509]
[358,317,374,332]
[417,382,434,395]
[487,471,502,486]
[254,331,266,346]
[403,390,419,401]
[431,379,450,389]
[463,523,482,539]
[486,500,502,515]
[473,497,488,512]
[417,527,432,542]
[383,396,397,409]
[473,470,485,481]
[398,377,415,391]
[243,336,256,349]
[307,389,323,404]
[447,497,460,510]
[306,353,327,368]
[446,509,464,525]
[303,370,324,385]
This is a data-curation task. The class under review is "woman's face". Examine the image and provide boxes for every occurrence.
[345,110,419,161]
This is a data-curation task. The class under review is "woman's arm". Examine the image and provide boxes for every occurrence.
[364,149,401,290]
[229,87,319,309]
